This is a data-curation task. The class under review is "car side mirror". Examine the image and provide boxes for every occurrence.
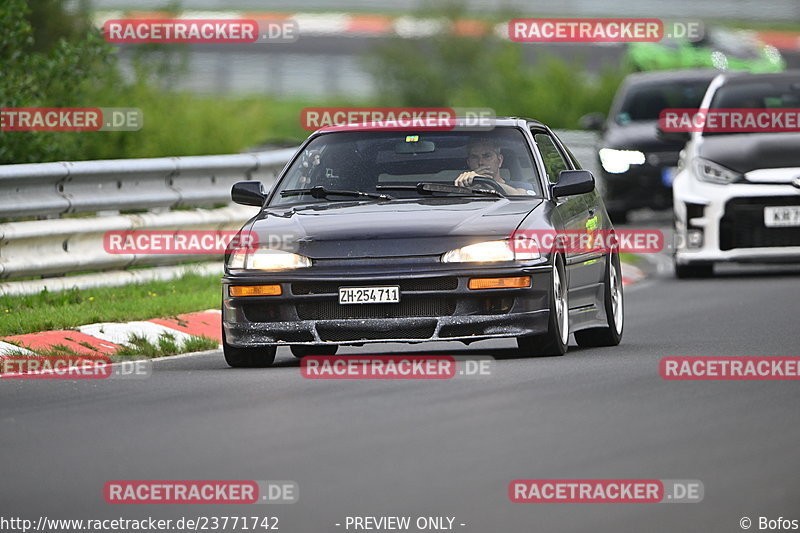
[579,112,605,131]
[231,181,266,206]
[656,126,691,144]
[551,170,595,197]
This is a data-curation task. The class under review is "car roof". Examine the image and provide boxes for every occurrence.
[621,69,721,86]
[712,69,800,86]
[314,117,541,135]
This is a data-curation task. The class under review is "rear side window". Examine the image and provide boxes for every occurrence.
[534,133,569,184]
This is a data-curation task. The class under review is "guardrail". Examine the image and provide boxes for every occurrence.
[0,132,599,294]
[0,149,297,219]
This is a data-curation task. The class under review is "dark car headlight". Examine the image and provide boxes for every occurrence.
[228,248,312,270]
[441,240,540,263]
[599,148,646,174]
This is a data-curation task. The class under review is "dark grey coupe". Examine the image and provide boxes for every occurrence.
[222,118,624,367]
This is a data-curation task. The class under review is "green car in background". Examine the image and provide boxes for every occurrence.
[627,27,785,73]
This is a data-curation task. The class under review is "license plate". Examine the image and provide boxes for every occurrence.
[662,167,678,187]
[339,286,400,304]
[764,206,800,227]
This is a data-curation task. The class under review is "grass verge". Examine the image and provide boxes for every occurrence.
[0,273,221,337]
[619,253,643,265]
[0,332,220,376]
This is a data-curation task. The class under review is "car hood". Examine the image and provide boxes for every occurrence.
[252,197,542,258]
[697,133,800,174]
[603,121,686,153]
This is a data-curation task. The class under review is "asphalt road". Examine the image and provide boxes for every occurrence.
[2,232,799,532]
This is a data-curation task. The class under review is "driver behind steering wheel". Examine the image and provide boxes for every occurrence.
[455,138,534,195]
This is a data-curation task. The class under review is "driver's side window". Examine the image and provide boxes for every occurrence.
[533,133,569,184]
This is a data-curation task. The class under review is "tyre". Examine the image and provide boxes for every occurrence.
[291,344,338,358]
[222,332,276,368]
[674,259,713,279]
[517,255,569,357]
[574,253,624,347]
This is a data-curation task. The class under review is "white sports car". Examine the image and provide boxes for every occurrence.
[671,70,800,278]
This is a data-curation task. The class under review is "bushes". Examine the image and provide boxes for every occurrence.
[1,0,627,164]
[365,2,628,129]
[0,0,118,164]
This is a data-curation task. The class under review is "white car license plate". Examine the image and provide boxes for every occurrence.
[764,206,800,227]
[339,286,400,304]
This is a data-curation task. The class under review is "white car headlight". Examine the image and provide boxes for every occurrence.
[694,158,741,185]
[228,248,311,270]
[441,240,539,263]
[599,148,646,174]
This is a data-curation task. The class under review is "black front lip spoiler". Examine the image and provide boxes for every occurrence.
[222,262,552,346]
[223,310,550,347]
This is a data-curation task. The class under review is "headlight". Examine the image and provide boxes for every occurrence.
[694,158,741,184]
[598,148,646,174]
[228,248,311,270]
[441,240,539,263]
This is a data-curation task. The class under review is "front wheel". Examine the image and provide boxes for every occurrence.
[517,256,569,357]
[574,253,624,347]
[223,332,276,368]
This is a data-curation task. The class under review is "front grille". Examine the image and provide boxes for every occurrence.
[439,324,482,338]
[316,324,436,341]
[296,297,456,320]
[719,196,800,250]
[292,277,458,295]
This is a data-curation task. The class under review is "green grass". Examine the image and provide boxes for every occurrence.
[0,332,220,375]
[115,332,219,358]
[79,88,364,161]
[619,252,643,265]
[0,273,221,337]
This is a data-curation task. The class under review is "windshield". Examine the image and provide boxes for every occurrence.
[268,128,543,207]
[704,79,800,136]
[615,80,712,124]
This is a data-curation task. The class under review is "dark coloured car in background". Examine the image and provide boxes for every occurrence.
[582,69,717,222]
[221,118,624,367]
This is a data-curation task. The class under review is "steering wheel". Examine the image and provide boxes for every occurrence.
[469,176,507,195]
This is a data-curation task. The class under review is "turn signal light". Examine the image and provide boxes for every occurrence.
[229,284,282,297]
[468,276,530,290]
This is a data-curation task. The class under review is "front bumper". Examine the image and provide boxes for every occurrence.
[674,175,800,264]
[223,262,552,347]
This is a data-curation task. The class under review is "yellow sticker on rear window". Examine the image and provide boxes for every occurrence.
[405,135,419,142]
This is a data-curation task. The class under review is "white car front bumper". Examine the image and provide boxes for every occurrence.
[673,172,800,265]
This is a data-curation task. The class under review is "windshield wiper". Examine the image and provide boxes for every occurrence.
[377,182,504,197]
[280,186,393,201]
